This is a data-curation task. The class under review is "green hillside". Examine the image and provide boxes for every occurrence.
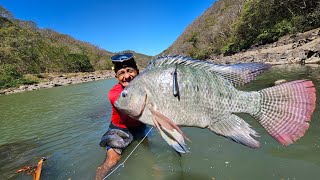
[0,6,152,89]
[165,0,320,58]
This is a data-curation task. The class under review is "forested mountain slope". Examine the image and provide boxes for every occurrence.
[164,0,320,59]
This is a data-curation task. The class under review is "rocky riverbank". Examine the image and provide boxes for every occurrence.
[212,28,320,65]
[0,70,115,95]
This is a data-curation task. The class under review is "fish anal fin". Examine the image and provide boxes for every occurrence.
[209,114,260,148]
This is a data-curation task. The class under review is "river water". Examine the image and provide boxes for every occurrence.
[1,64,320,180]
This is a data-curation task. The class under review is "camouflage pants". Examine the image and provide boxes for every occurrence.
[99,123,148,154]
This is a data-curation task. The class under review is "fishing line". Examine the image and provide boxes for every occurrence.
[102,126,153,180]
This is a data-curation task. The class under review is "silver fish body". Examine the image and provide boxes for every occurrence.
[138,65,258,126]
[115,58,316,153]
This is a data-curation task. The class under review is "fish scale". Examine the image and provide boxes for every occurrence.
[115,56,316,153]
[150,65,238,126]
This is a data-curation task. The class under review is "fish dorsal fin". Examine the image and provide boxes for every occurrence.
[149,107,190,153]
[147,55,271,87]
[209,114,260,148]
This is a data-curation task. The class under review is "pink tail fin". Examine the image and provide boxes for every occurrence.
[255,80,316,146]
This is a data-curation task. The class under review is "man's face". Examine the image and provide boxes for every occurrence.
[115,67,139,87]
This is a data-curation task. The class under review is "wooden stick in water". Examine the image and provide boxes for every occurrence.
[33,157,46,180]
[15,157,46,180]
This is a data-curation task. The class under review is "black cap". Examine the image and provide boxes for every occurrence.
[111,53,138,73]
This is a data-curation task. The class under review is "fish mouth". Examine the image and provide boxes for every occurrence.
[131,93,147,118]
[114,101,121,110]
[121,93,147,119]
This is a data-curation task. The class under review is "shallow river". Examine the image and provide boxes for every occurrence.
[1,64,320,180]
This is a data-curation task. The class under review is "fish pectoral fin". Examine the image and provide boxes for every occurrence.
[158,126,189,153]
[209,114,261,148]
[150,109,190,153]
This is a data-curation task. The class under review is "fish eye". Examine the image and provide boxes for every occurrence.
[121,91,127,98]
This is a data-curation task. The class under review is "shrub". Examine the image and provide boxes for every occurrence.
[0,64,37,88]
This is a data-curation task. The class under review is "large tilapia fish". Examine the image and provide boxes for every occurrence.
[115,56,316,153]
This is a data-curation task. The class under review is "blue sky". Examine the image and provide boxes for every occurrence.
[1,0,215,56]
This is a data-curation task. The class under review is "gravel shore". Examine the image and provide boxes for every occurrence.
[0,70,115,95]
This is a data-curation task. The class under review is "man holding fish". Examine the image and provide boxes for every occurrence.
[96,53,149,180]
[96,53,316,179]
